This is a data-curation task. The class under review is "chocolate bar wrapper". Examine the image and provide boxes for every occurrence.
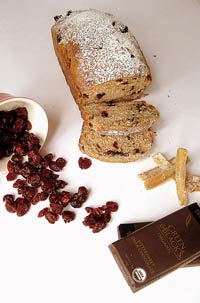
[118,222,200,267]
[109,203,200,292]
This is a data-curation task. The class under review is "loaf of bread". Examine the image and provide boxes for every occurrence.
[51,9,151,107]
[79,122,154,163]
[82,100,159,132]
[52,9,159,163]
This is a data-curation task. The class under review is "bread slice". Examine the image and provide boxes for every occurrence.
[81,100,159,133]
[79,123,154,163]
[51,9,151,107]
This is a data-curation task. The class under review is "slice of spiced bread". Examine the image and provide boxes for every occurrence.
[81,100,159,133]
[51,9,151,107]
[79,122,154,163]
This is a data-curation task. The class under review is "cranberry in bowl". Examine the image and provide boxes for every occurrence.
[0,93,48,171]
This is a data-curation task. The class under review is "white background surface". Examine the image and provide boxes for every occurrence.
[0,0,200,302]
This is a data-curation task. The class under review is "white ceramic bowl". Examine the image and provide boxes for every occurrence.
[0,93,48,172]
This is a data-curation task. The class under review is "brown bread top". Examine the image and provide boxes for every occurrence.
[52,9,151,88]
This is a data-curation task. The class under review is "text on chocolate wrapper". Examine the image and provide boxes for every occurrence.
[159,224,186,260]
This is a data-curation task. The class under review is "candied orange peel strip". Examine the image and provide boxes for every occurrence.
[144,166,175,190]
[152,153,173,170]
[138,157,175,181]
[186,174,200,192]
[138,150,200,194]
[175,148,189,205]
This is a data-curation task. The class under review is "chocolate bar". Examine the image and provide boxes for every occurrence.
[118,222,200,267]
[109,203,200,292]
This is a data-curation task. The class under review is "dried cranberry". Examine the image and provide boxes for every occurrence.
[96,93,105,99]
[32,192,48,205]
[66,10,72,16]
[60,191,72,206]
[0,107,31,160]
[70,195,82,208]
[17,185,26,195]
[27,149,42,165]
[41,179,54,194]
[12,117,26,133]
[22,186,37,200]
[62,211,75,223]
[14,143,26,156]
[45,153,54,160]
[54,15,62,21]
[78,157,92,169]
[49,191,60,204]
[16,198,31,216]
[83,211,107,233]
[13,179,26,189]
[54,179,68,189]
[42,153,54,167]
[82,202,118,233]
[49,161,62,172]
[19,162,36,178]
[40,168,54,180]
[119,25,128,33]
[41,160,50,168]
[11,154,23,162]
[92,222,107,233]
[50,203,63,215]
[6,172,17,181]
[27,120,32,130]
[70,187,89,208]
[21,133,40,152]
[5,200,17,213]
[27,174,41,187]
[105,201,118,212]
[55,157,67,170]
[113,141,118,149]
[57,33,62,43]
[101,111,108,117]
[103,210,112,223]
[3,194,14,203]
[16,107,28,119]
[78,186,89,197]
[7,160,15,173]
[85,207,93,214]
[38,207,48,218]
[45,211,59,224]
[12,162,23,174]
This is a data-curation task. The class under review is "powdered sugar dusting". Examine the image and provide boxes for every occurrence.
[100,127,145,136]
[53,9,150,86]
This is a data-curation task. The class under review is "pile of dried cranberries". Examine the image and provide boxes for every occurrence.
[1,107,118,231]
[83,201,118,233]
[0,107,32,160]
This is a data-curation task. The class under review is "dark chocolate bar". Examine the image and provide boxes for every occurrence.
[109,203,200,292]
[118,222,200,267]
[118,222,151,238]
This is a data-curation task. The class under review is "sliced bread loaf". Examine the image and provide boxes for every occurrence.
[79,123,154,162]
